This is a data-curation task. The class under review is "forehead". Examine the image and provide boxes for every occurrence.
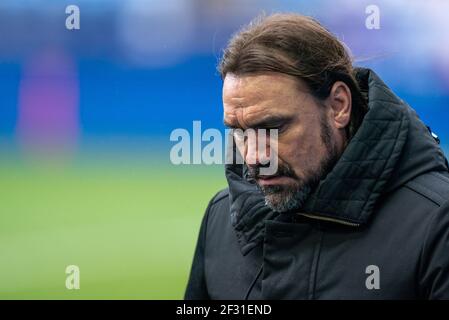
[222,72,309,127]
[223,72,302,103]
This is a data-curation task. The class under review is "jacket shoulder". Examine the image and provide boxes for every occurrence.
[209,188,229,206]
[204,188,232,233]
[404,171,449,207]
[203,188,230,220]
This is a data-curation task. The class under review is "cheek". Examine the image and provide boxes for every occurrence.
[276,125,326,175]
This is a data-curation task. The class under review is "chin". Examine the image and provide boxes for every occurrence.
[262,184,312,213]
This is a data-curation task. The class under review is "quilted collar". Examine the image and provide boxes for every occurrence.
[226,68,448,255]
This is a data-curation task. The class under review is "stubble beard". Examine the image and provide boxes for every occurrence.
[250,118,341,213]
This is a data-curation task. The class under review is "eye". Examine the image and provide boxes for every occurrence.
[259,120,289,134]
[276,125,284,134]
[263,125,283,136]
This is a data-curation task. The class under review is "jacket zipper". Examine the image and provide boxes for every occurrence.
[297,213,360,227]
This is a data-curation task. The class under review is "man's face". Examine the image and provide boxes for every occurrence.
[223,72,342,212]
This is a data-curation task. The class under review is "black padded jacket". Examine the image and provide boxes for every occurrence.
[185,68,449,300]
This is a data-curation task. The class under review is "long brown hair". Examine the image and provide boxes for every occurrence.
[218,13,368,139]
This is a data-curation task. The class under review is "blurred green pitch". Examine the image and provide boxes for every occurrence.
[0,155,225,299]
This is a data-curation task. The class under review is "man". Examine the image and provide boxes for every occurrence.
[185,13,449,299]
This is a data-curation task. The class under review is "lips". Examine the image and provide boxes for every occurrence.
[257,175,279,179]
[257,175,292,186]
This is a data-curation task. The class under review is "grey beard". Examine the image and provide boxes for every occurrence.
[252,114,340,213]
[259,183,313,213]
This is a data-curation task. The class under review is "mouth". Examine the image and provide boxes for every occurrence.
[257,175,294,186]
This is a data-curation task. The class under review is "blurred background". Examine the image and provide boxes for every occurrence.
[0,0,448,299]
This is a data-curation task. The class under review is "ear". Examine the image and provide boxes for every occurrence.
[327,81,352,130]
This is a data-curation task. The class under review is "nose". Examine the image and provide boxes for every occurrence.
[243,130,271,166]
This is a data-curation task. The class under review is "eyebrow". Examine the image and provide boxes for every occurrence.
[223,115,290,129]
